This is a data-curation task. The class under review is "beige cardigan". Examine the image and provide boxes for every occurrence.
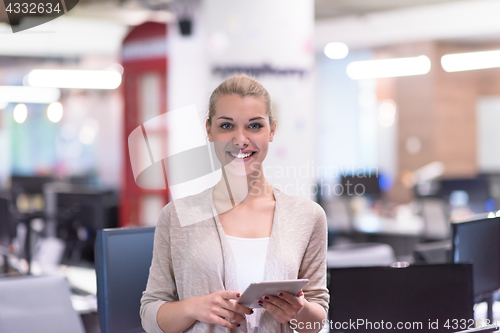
[140,187,329,333]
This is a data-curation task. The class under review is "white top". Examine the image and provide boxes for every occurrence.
[226,235,270,292]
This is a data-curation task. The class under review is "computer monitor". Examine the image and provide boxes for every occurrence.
[438,176,491,214]
[452,216,500,297]
[329,264,474,333]
[0,196,13,249]
[95,227,155,333]
[340,174,380,197]
[10,176,53,195]
[56,191,118,264]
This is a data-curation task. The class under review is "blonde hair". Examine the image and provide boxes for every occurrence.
[207,74,274,125]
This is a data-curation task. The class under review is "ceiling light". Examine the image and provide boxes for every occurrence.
[47,102,63,123]
[441,50,500,72]
[79,118,99,145]
[13,104,28,124]
[347,55,431,80]
[0,86,60,104]
[27,69,122,89]
[105,63,124,75]
[324,42,349,59]
[378,100,396,127]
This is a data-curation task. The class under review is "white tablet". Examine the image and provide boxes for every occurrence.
[237,279,309,308]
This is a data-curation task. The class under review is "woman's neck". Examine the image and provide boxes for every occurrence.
[213,166,274,214]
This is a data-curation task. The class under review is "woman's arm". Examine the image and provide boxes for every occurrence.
[140,206,179,333]
[156,299,196,333]
[259,290,326,333]
[156,291,252,333]
[293,298,327,333]
[140,205,252,333]
[259,201,329,333]
[294,202,329,332]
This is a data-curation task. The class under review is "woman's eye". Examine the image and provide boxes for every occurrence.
[249,123,263,130]
[220,123,232,130]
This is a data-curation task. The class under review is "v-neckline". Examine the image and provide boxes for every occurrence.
[213,188,277,239]
[210,186,281,288]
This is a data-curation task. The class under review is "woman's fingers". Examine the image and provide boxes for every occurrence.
[213,305,246,322]
[277,290,300,304]
[196,290,249,328]
[229,300,254,315]
[213,291,252,325]
[219,291,253,316]
[258,299,289,324]
[259,291,304,323]
[261,294,294,313]
[221,290,242,300]
[208,314,241,329]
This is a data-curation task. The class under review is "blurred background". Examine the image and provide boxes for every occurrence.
[1,0,500,332]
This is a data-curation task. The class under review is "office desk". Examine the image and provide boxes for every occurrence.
[475,301,500,322]
[351,214,425,259]
[64,266,99,333]
[353,214,425,236]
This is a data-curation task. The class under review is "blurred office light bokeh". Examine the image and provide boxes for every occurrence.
[1,0,500,330]
[1,0,499,205]
[0,0,498,230]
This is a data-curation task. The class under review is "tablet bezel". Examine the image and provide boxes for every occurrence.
[237,279,309,308]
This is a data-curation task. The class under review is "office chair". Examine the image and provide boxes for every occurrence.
[0,275,85,333]
[413,240,451,264]
[95,227,155,333]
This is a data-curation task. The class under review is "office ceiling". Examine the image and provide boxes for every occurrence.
[0,0,482,25]
[75,0,486,21]
[77,0,482,20]
[315,0,480,20]
[0,0,495,57]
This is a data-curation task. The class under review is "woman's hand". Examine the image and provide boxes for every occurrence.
[190,290,253,329]
[258,289,305,324]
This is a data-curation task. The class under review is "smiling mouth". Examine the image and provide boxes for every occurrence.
[228,151,256,159]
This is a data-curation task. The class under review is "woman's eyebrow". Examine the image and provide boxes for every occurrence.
[216,116,265,121]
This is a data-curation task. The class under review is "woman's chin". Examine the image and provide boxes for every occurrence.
[227,159,265,177]
[224,158,250,176]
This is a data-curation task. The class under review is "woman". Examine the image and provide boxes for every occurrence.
[140,74,329,333]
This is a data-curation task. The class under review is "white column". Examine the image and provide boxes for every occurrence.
[204,0,316,199]
[167,5,210,129]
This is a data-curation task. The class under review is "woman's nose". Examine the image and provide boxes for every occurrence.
[232,129,248,147]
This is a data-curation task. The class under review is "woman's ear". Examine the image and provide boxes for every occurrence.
[206,120,213,142]
[269,120,277,142]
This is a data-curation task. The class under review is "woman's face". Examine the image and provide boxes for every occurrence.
[206,94,276,176]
